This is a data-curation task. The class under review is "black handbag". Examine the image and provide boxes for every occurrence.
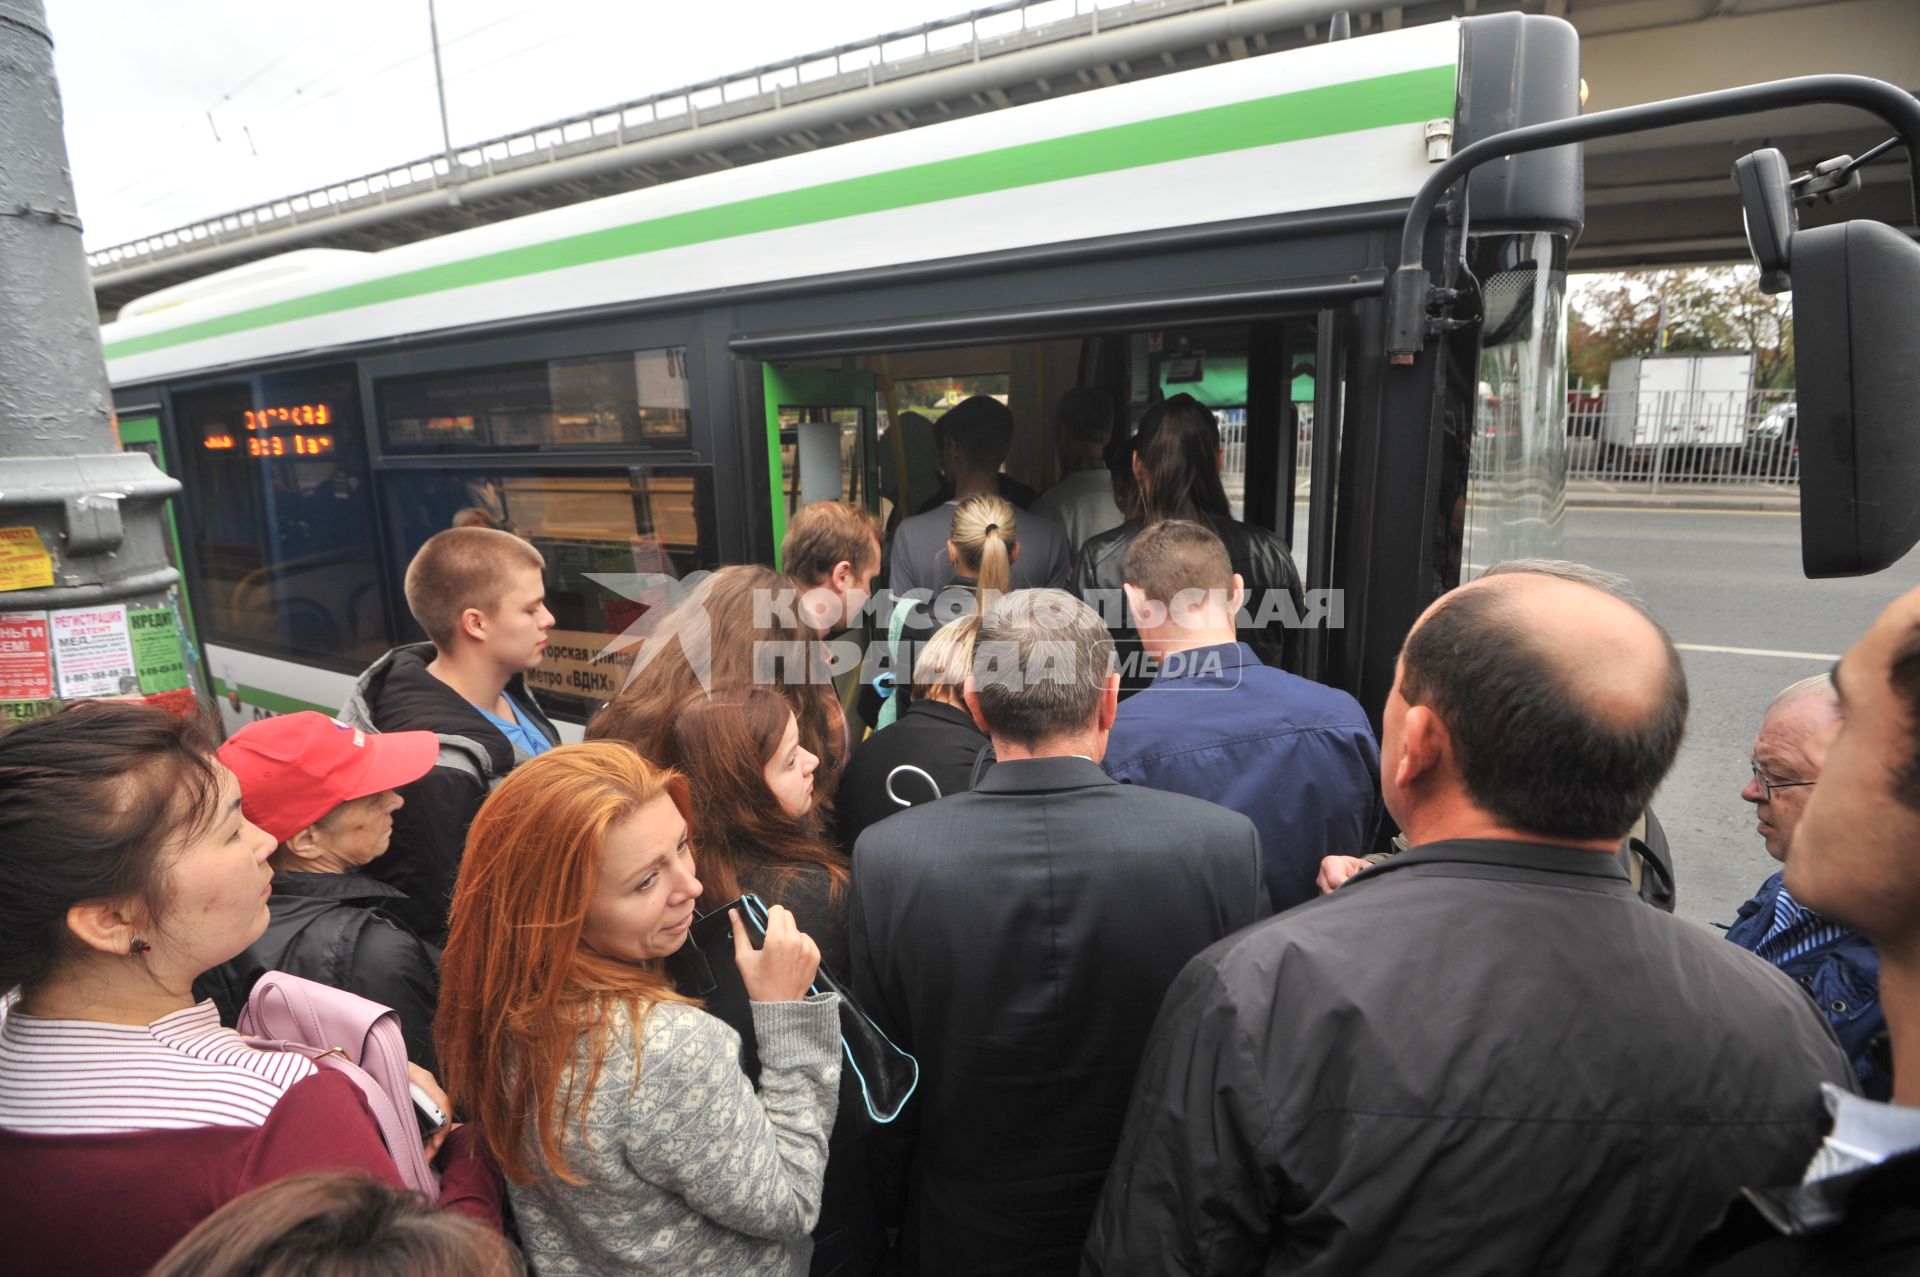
[664,893,918,1124]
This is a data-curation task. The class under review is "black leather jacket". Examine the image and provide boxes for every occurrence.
[195,872,443,1071]
[1071,514,1305,678]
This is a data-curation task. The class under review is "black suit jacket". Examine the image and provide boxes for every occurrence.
[849,755,1269,1276]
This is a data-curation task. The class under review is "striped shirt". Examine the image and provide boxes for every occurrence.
[0,1001,314,1135]
[1753,883,1854,966]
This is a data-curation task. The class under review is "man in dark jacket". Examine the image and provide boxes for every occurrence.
[1104,520,1377,910]
[1085,569,1851,1277]
[340,527,559,944]
[1686,584,1920,1274]
[851,590,1268,1276]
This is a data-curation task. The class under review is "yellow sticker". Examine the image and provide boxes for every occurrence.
[0,527,54,592]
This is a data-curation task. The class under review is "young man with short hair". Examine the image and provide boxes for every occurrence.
[782,500,883,636]
[341,526,558,944]
[1107,519,1378,911]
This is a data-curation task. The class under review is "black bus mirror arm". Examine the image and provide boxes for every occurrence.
[1385,74,1920,364]
[1793,136,1904,207]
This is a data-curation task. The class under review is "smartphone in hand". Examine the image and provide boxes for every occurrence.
[409,1080,448,1140]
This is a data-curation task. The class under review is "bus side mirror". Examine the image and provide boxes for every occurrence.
[1792,219,1920,577]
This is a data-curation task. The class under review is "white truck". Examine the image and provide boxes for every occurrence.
[1601,351,1755,474]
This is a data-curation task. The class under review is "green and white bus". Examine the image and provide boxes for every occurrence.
[95,14,1631,735]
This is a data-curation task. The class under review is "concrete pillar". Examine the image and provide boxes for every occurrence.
[0,0,196,723]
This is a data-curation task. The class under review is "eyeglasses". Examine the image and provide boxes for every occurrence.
[1750,760,1817,801]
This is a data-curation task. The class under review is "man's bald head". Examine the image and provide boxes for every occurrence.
[1397,573,1689,841]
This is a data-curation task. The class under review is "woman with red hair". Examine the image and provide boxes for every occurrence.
[435,742,842,1276]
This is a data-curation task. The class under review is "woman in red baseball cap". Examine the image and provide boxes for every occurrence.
[196,712,445,1071]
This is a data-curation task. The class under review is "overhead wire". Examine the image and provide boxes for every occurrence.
[96,4,545,226]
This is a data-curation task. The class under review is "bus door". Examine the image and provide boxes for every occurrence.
[115,413,197,641]
[1112,316,1332,678]
[761,362,878,569]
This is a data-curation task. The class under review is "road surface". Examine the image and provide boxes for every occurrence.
[1563,506,1920,929]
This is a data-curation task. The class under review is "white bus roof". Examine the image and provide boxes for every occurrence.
[102,21,1458,387]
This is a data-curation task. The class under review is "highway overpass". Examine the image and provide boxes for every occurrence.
[85,0,1920,317]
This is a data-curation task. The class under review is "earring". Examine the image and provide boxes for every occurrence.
[129,936,152,956]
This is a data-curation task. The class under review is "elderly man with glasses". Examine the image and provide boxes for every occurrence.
[1726,673,1890,1098]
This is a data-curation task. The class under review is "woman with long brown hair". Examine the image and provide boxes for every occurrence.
[666,688,881,1275]
[436,742,841,1277]
[667,688,849,975]
[588,565,848,795]
[1071,392,1303,674]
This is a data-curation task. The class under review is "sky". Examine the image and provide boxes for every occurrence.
[46,0,1008,249]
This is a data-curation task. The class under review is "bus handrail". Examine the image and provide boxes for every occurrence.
[1387,73,1920,362]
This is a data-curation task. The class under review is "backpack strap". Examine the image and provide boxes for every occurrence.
[238,973,440,1195]
[874,596,923,731]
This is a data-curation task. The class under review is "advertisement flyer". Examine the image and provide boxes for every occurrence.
[0,610,53,700]
[51,604,137,698]
[130,606,190,694]
[0,526,54,592]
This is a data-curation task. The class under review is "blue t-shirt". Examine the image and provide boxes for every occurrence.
[473,696,552,759]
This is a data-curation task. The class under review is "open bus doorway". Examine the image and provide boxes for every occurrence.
[765,320,1324,552]
[754,313,1332,683]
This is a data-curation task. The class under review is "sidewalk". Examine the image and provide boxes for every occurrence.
[1566,477,1799,513]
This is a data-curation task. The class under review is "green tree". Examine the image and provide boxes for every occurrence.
[1568,267,1794,391]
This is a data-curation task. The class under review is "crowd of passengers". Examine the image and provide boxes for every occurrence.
[1,389,1916,1276]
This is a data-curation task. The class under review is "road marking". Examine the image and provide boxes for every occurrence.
[1675,642,1838,661]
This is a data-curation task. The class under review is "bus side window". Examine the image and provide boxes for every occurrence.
[376,465,721,725]
[174,365,390,667]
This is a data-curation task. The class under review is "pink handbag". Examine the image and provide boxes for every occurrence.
[238,971,440,1195]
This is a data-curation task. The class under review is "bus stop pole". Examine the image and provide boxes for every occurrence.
[0,0,200,723]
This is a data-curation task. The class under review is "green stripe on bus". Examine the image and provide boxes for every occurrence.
[210,675,334,716]
[104,64,1455,362]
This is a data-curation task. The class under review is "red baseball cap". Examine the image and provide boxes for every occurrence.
[217,712,440,842]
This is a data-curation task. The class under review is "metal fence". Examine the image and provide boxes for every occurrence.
[1216,405,1316,519]
[1564,387,1798,486]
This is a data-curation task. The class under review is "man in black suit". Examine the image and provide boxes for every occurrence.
[850,589,1269,1276]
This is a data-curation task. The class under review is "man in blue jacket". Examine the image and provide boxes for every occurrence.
[1726,672,1889,1098]
[1103,519,1378,911]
